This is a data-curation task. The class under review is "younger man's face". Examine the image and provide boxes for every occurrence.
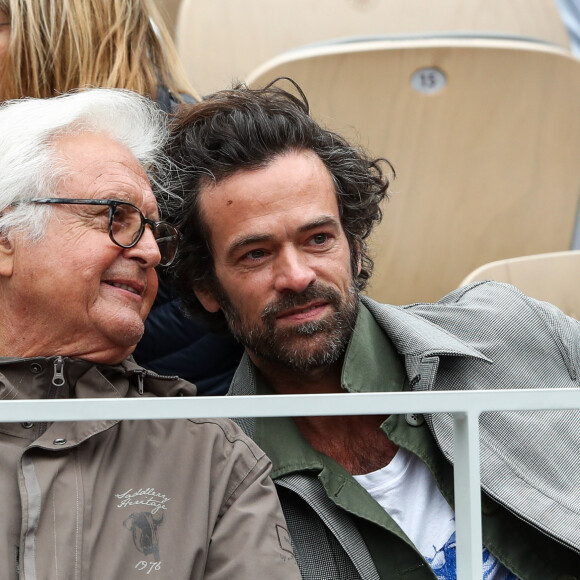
[195,149,359,372]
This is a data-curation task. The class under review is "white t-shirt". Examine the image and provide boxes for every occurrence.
[353,448,518,580]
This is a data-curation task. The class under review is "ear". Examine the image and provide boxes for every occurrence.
[194,287,221,313]
[0,233,15,278]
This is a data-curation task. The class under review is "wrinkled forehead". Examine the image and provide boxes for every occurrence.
[51,132,158,216]
[197,150,343,249]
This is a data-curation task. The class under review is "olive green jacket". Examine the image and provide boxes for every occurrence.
[229,282,580,579]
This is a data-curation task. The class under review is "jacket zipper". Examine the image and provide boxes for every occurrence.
[38,357,66,437]
[52,356,65,387]
[136,370,145,395]
[132,368,181,396]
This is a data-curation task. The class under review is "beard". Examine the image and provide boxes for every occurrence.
[215,281,359,372]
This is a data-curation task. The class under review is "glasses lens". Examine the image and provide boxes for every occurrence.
[154,223,179,266]
[110,203,142,247]
[109,201,178,266]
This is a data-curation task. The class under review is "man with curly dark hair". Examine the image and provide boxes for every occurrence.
[166,81,390,333]
[165,83,580,580]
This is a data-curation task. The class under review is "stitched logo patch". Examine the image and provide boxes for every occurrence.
[114,487,172,570]
[124,511,164,561]
[115,488,171,515]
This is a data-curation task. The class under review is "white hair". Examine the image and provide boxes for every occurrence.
[0,88,168,240]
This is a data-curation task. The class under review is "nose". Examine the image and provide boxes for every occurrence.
[123,226,161,268]
[273,246,316,294]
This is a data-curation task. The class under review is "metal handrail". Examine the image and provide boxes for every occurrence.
[5,387,579,578]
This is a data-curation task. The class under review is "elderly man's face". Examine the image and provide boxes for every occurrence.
[0,132,160,363]
[195,150,359,372]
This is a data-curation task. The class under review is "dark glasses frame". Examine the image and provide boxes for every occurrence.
[29,198,179,266]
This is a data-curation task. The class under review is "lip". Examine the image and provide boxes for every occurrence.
[102,278,145,299]
[275,301,328,323]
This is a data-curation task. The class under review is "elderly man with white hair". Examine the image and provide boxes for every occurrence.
[0,89,300,580]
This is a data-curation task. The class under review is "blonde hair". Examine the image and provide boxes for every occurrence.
[0,0,201,101]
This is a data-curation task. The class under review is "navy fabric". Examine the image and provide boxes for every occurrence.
[133,88,243,395]
[134,284,243,395]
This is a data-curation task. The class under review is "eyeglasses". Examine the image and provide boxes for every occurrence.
[30,198,180,266]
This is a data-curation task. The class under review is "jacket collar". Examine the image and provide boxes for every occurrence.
[230,296,490,438]
[231,297,490,396]
[360,295,491,362]
[250,304,408,477]
[0,355,194,444]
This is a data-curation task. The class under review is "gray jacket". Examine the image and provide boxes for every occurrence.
[0,355,300,580]
[229,281,580,579]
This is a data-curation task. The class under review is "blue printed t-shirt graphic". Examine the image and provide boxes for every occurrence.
[426,532,518,580]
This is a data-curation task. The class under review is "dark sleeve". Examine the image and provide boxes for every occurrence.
[133,283,243,395]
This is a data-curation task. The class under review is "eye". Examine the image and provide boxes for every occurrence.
[111,204,130,224]
[309,233,330,246]
[243,248,267,261]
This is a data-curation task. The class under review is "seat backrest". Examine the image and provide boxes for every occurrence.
[176,0,569,94]
[460,251,580,318]
[247,38,580,305]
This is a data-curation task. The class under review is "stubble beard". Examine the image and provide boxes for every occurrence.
[216,281,360,373]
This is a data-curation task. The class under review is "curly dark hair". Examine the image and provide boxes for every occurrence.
[163,81,393,332]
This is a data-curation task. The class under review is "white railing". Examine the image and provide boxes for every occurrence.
[4,387,579,579]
